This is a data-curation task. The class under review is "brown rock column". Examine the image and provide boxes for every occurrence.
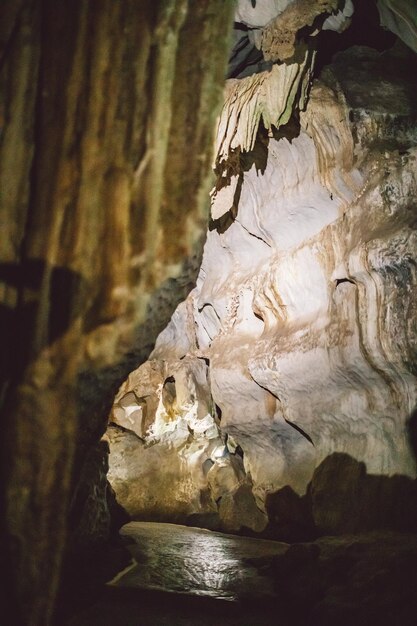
[0,1,233,624]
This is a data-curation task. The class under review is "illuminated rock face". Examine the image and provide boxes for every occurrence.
[206,46,417,503]
[107,43,417,534]
[106,357,221,521]
[197,46,417,505]
[105,355,266,531]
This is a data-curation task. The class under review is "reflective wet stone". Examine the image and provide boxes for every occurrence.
[110,521,288,600]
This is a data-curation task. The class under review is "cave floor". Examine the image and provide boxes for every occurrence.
[66,522,288,626]
[113,522,288,600]
[65,587,282,626]
[65,523,417,626]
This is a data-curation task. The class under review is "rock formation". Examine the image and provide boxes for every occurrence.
[0,1,233,624]
[107,1,417,537]
[1,0,417,624]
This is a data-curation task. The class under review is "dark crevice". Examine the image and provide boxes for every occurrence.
[210,126,270,235]
[215,404,222,422]
[209,209,235,234]
[270,114,301,144]
[235,218,272,247]
[227,21,270,79]
[335,277,356,287]
[234,444,244,459]
[197,302,221,322]
[250,376,281,404]
[162,377,177,416]
[227,26,264,79]
[315,0,397,76]
[240,121,270,173]
[284,418,314,446]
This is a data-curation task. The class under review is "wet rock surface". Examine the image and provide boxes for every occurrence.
[66,522,417,626]
[113,521,288,600]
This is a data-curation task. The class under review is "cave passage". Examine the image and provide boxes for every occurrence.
[2,1,417,625]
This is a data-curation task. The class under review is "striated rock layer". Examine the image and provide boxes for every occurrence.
[0,1,234,624]
[107,43,417,536]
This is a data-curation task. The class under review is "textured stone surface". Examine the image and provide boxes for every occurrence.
[2,0,417,622]
[105,355,267,531]
[201,45,417,503]
[0,1,234,624]
[109,42,417,535]
[260,0,339,62]
[214,53,314,167]
[105,356,221,522]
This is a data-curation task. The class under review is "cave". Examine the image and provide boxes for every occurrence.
[1,1,417,625]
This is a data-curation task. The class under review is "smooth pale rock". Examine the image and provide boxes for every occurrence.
[151,299,196,360]
[110,360,167,439]
[235,0,292,28]
[207,453,246,502]
[210,174,240,220]
[121,44,417,535]
[322,0,354,31]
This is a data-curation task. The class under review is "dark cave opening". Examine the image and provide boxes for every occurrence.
[314,0,397,74]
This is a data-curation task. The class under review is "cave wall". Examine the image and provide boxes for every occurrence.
[1,0,416,622]
[0,1,234,624]
[107,2,417,538]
